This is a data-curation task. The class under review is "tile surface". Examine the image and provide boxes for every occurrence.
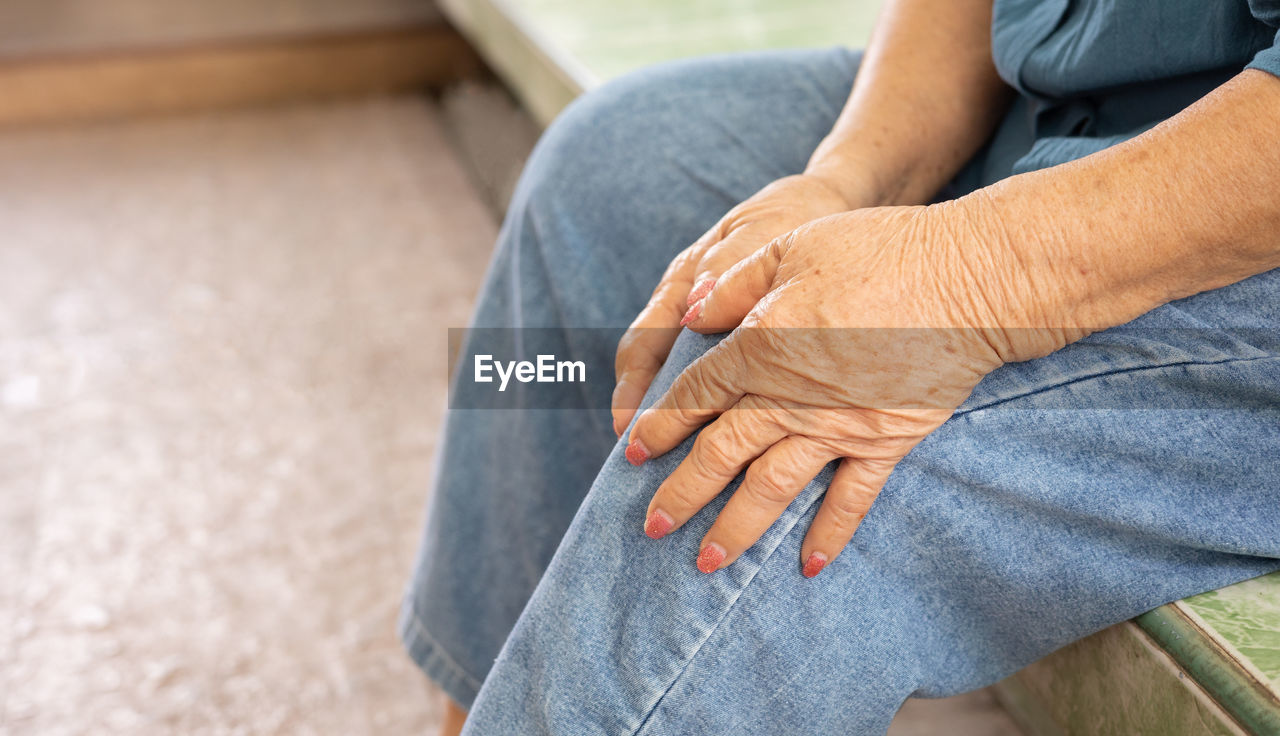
[440,0,884,125]
[513,0,883,82]
[1184,572,1280,691]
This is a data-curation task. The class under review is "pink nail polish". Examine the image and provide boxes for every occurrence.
[802,552,827,578]
[644,510,673,539]
[679,300,703,327]
[697,543,725,574]
[687,278,716,306]
[625,439,649,466]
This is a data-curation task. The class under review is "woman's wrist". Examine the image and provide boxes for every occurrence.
[955,175,1160,333]
[820,69,1280,368]
[803,143,921,210]
[951,72,1280,355]
[932,189,1096,363]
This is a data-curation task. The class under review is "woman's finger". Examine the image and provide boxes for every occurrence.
[696,437,833,572]
[626,334,747,463]
[798,456,895,578]
[685,221,781,306]
[643,397,786,539]
[684,234,790,334]
[612,322,679,436]
[611,248,702,436]
[686,275,716,306]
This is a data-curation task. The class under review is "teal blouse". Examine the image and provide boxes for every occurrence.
[969,0,1280,187]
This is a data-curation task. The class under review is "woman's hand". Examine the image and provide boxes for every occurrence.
[626,203,1074,577]
[622,68,1280,579]
[611,174,860,436]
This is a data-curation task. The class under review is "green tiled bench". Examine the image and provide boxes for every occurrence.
[439,0,882,126]
[1000,573,1280,734]
[438,0,1280,732]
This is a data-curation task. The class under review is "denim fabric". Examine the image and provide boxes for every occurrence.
[399,48,1280,734]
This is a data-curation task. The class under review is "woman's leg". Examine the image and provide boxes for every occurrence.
[399,47,866,710]
[460,282,1280,732]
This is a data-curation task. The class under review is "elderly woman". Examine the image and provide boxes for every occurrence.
[400,0,1280,733]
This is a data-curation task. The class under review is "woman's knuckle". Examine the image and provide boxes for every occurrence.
[662,480,704,510]
[825,491,874,524]
[614,338,637,372]
[669,246,697,272]
[722,417,757,448]
[675,372,715,412]
[616,346,657,377]
[746,462,796,505]
[694,433,738,477]
[688,361,740,403]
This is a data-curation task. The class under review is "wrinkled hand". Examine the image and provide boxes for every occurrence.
[626,205,1070,577]
[611,174,856,436]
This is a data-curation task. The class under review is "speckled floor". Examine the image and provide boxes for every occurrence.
[0,97,496,734]
[0,95,1022,735]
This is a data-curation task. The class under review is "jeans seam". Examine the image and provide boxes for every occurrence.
[630,356,1277,733]
[629,493,821,736]
[401,603,485,693]
[957,354,1277,415]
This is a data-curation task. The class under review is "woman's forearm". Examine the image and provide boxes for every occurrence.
[962,68,1280,345]
[806,0,1012,208]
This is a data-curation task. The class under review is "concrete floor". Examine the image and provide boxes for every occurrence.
[0,97,495,734]
[0,95,1022,735]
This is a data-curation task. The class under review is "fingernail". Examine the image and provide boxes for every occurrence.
[697,542,726,574]
[625,439,649,466]
[679,300,703,327]
[802,552,827,578]
[687,278,716,306]
[644,509,673,539]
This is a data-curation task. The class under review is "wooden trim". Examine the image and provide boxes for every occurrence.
[438,0,586,127]
[0,24,481,128]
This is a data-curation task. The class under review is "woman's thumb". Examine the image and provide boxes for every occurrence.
[684,235,787,333]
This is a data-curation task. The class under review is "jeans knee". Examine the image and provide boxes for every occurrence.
[514,65,702,215]
[499,62,742,307]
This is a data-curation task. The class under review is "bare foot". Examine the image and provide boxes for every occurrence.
[440,697,467,736]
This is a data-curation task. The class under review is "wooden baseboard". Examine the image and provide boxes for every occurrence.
[0,24,481,128]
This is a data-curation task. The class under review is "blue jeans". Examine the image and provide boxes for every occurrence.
[399,48,1280,734]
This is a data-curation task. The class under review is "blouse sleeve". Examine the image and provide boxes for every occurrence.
[1246,0,1280,77]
